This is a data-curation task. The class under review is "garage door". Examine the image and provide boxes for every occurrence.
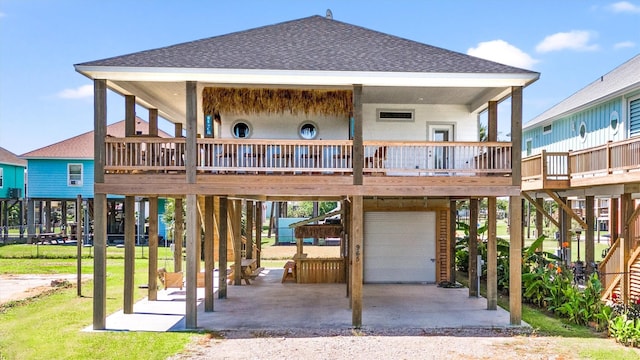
[364,211,436,283]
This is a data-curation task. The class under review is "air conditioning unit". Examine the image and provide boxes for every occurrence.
[8,188,21,198]
[70,180,80,185]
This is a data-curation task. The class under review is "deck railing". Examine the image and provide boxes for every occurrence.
[296,258,346,283]
[104,137,513,176]
[521,150,569,183]
[570,138,640,179]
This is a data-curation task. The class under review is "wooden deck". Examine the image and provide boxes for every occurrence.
[522,137,640,191]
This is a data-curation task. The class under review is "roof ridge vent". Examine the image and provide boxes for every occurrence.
[326,9,333,19]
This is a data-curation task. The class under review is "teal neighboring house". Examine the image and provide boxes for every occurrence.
[21,118,171,243]
[521,53,640,301]
[522,54,639,156]
[0,146,27,241]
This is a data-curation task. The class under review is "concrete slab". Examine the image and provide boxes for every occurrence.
[95,268,525,332]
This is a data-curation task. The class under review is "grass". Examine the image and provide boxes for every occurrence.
[0,247,199,360]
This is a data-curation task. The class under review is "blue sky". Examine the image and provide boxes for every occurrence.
[1,0,639,155]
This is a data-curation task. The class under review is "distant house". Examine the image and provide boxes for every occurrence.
[521,53,640,303]
[0,147,27,241]
[21,118,172,243]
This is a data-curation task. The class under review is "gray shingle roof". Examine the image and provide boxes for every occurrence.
[77,15,536,75]
[525,53,640,129]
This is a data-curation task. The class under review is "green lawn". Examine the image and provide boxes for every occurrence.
[0,245,199,360]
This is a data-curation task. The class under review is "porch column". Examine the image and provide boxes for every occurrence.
[561,197,571,265]
[174,198,183,272]
[185,80,198,329]
[469,198,479,297]
[92,78,107,330]
[350,195,363,328]
[148,196,159,301]
[535,198,544,251]
[246,201,254,260]
[510,86,522,186]
[352,85,363,185]
[256,201,262,268]
[76,195,83,296]
[621,193,633,304]
[611,198,619,243]
[45,201,51,233]
[509,195,523,325]
[218,197,228,299]
[344,199,351,299]
[125,95,136,137]
[233,200,242,286]
[27,198,35,243]
[123,196,135,313]
[449,199,457,283]
[487,196,497,310]
[585,196,595,274]
[61,201,67,236]
[149,108,158,137]
[204,195,214,312]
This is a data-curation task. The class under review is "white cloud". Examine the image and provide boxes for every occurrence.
[536,30,599,53]
[614,41,636,49]
[608,1,640,13]
[57,84,93,99]
[467,40,538,69]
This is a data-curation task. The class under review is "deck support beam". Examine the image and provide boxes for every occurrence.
[92,78,107,330]
[148,196,158,301]
[204,195,214,312]
[185,194,198,329]
[487,196,497,310]
[509,195,522,325]
[350,195,363,327]
[469,198,479,297]
[585,196,595,273]
[123,196,135,313]
[218,197,228,298]
[449,199,457,283]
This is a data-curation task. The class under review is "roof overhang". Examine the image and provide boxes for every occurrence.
[75,66,539,124]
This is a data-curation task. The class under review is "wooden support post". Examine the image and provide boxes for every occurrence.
[511,86,522,186]
[352,85,363,185]
[535,197,544,252]
[246,201,254,259]
[204,195,214,312]
[509,195,523,325]
[148,197,158,301]
[125,95,136,136]
[92,78,107,330]
[218,197,228,299]
[449,199,457,283]
[233,200,242,286]
[185,194,198,329]
[621,193,633,304]
[45,201,52,233]
[256,201,262,268]
[196,200,202,274]
[487,196,497,310]
[585,196,595,274]
[344,199,351,299]
[76,195,83,297]
[123,196,135,313]
[351,195,363,328]
[469,198,479,297]
[149,108,158,137]
[174,198,183,272]
[611,198,619,243]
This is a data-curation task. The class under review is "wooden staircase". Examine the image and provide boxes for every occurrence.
[601,242,640,302]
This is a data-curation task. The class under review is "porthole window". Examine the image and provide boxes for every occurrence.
[610,111,619,135]
[299,122,318,140]
[579,121,587,142]
[232,121,251,138]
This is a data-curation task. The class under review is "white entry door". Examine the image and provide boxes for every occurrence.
[364,211,436,283]
[428,124,454,170]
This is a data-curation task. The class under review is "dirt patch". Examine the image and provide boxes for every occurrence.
[0,274,91,305]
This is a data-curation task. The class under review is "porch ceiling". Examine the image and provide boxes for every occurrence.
[106,79,511,126]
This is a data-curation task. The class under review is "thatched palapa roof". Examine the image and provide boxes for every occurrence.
[294,224,343,239]
[203,87,352,117]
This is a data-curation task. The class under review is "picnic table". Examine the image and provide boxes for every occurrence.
[34,233,67,244]
[231,258,257,285]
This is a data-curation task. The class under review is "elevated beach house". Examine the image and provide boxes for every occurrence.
[75,15,539,329]
[0,147,26,241]
[521,54,640,302]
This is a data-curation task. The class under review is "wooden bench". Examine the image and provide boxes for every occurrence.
[34,233,68,244]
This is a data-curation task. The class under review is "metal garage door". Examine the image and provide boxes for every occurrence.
[364,211,436,283]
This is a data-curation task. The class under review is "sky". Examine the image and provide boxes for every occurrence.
[1,0,639,155]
